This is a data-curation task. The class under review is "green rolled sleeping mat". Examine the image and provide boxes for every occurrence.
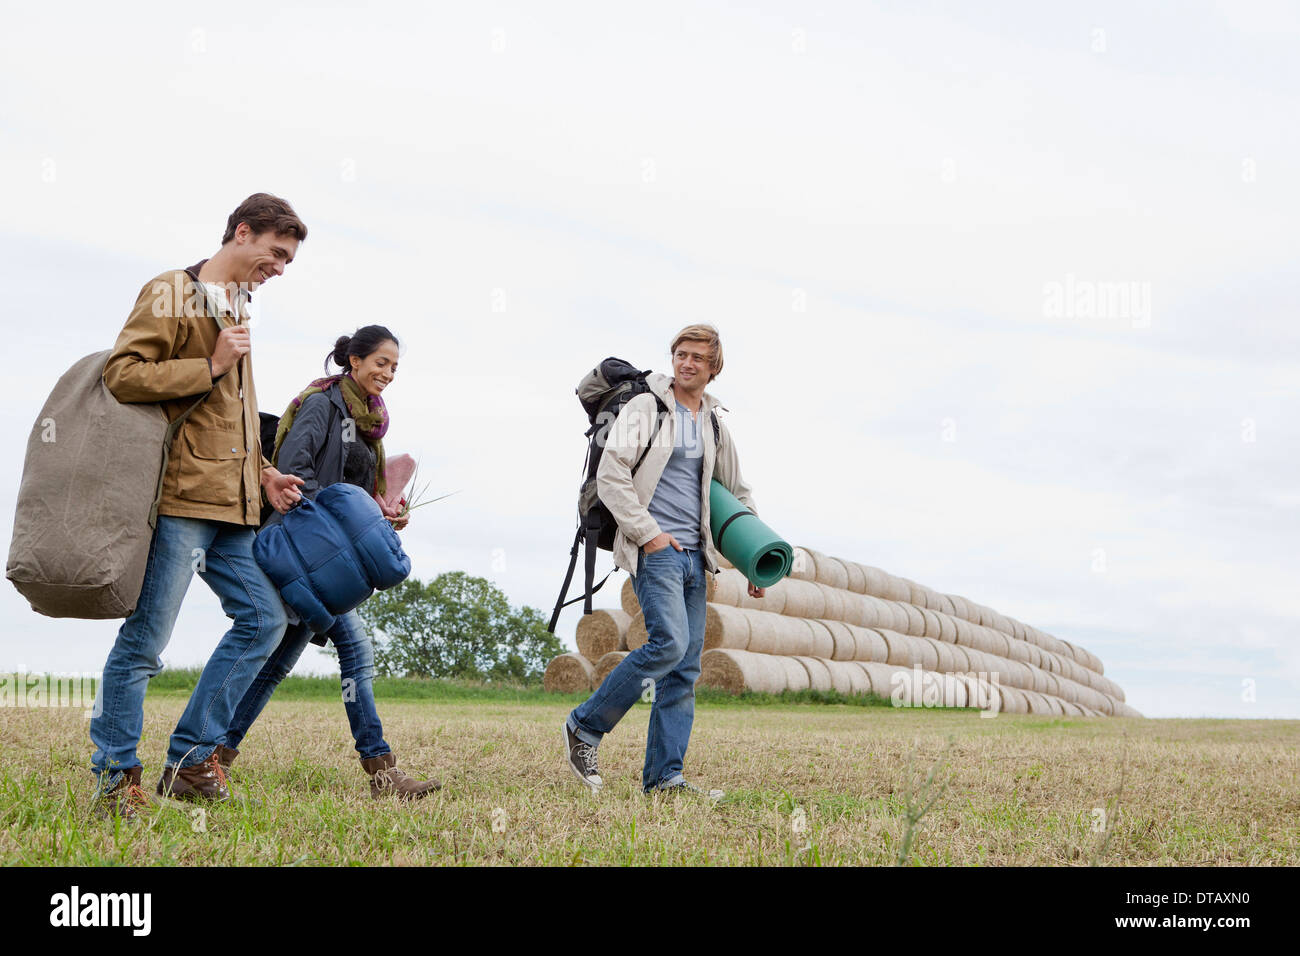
[709,479,793,588]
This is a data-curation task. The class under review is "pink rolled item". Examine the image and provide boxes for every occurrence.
[373,453,417,516]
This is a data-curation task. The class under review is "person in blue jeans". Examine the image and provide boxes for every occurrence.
[91,194,309,818]
[222,324,440,800]
[565,324,765,797]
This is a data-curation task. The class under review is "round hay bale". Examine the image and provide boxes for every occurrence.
[838,591,871,628]
[962,674,995,712]
[743,609,782,655]
[931,639,957,674]
[543,653,595,694]
[940,673,968,708]
[854,661,911,700]
[699,648,783,694]
[938,593,957,617]
[594,651,630,688]
[860,565,889,598]
[859,595,889,629]
[947,642,972,673]
[847,625,889,663]
[844,561,866,594]
[824,659,864,695]
[948,594,971,621]
[907,581,928,607]
[885,574,911,603]
[788,547,817,582]
[878,629,920,668]
[1028,665,1051,696]
[900,603,925,637]
[780,579,825,619]
[914,637,940,672]
[620,577,640,617]
[1024,642,1044,669]
[711,569,747,607]
[813,553,850,591]
[776,655,811,692]
[794,655,834,692]
[575,609,632,660]
[1003,636,1030,663]
[803,619,836,658]
[920,607,943,640]
[748,578,787,615]
[952,616,975,648]
[1021,690,1052,715]
[817,584,847,623]
[767,615,816,656]
[821,619,858,661]
[703,604,752,651]
[881,601,907,633]
[625,612,648,651]
[998,684,1030,714]
[936,611,958,643]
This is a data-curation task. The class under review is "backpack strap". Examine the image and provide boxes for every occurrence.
[545,393,670,632]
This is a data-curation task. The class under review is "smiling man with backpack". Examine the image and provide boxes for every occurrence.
[88,194,308,818]
[562,324,765,798]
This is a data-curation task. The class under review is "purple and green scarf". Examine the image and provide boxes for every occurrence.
[271,372,389,496]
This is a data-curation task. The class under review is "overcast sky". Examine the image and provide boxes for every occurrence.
[1,2,1295,718]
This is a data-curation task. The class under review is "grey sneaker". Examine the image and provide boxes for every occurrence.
[563,722,603,792]
[648,778,724,802]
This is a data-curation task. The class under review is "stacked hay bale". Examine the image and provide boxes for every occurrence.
[543,546,1139,717]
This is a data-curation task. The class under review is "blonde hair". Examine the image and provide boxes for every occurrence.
[669,324,723,382]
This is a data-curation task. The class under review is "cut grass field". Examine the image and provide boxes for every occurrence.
[1,670,1296,865]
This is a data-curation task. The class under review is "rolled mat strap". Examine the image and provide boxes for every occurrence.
[708,479,793,589]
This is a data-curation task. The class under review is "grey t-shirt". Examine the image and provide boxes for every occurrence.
[646,399,704,550]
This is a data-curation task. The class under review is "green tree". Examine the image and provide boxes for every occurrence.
[351,572,562,683]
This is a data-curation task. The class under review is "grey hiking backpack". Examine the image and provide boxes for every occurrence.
[546,357,717,632]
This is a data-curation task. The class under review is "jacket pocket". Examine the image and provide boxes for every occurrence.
[175,428,247,505]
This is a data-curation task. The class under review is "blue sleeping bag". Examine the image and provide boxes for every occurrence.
[253,483,411,633]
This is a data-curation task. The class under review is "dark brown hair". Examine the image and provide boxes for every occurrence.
[221,193,308,244]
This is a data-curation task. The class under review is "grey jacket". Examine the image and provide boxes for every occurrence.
[265,388,351,529]
[597,372,757,577]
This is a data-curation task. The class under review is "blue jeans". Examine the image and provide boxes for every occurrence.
[568,547,707,792]
[225,608,390,760]
[90,515,288,791]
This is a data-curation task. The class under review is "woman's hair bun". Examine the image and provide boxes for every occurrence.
[330,334,353,369]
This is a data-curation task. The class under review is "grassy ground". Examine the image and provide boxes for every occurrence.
[1,671,1296,865]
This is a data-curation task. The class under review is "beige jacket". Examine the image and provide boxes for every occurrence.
[597,372,757,577]
[103,265,270,526]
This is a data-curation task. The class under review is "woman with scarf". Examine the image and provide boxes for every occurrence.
[221,325,441,800]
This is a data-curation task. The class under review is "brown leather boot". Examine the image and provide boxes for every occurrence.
[95,766,151,821]
[361,752,441,800]
[214,744,238,773]
[156,751,230,803]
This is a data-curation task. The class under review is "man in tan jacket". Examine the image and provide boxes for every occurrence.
[565,324,764,798]
[91,194,308,818]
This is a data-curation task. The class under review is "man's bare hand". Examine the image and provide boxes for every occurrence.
[643,533,683,554]
[211,326,251,377]
[261,468,305,513]
[747,582,766,599]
